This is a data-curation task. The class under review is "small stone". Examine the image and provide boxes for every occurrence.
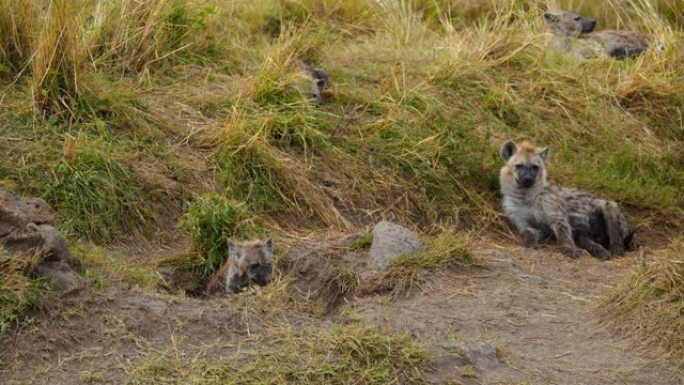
[456,340,500,370]
[519,274,548,286]
[35,261,81,294]
[369,221,422,271]
[430,340,501,371]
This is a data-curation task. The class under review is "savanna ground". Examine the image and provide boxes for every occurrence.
[1,0,683,384]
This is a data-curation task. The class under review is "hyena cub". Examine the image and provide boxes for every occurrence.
[297,60,329,105]
[543,11,650,59]
[206,239,273,294]
[500,140,635,259]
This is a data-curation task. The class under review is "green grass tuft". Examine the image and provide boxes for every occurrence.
[45,144,156,241]
[351,233,374,250]
[0,248,46,334]
[392,226,472,270]
[180,193,262,277]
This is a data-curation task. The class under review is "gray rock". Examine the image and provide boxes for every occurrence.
[457,340,500,369]
[427,340,502,383]
[430,340,501,370]
[369,221,422,271]
[35,261,81,294]
[519,273,548,286]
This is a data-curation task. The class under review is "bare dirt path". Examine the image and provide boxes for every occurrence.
[1,237,681,385]
[349,241,682,384]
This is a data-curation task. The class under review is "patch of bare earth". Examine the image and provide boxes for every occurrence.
[1,237,682,385]
[348,240,683,384]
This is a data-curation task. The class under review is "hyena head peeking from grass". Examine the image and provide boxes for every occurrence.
[543,11,596,37]
[206,239,274,295]
[499,140,549,191]
[296,60,329,105]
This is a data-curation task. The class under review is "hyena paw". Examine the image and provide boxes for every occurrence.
[609,246,625,257]
[560,246,582,259]
[595,248,612,260]
[520,229,540,249]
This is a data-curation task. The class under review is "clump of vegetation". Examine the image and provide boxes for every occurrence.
[600,238,684,364]
[0,249,45,333]
[86,0,221,73]
[0,1,35,77]
[394,226,473,269]
[127,325,429,385]
[179,193,261,276]
[351,233,373,250]
[31,0,82,122]
[46,143,161,241]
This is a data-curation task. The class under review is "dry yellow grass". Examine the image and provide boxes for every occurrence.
[601,238,684,364]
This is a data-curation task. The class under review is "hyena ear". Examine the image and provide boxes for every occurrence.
[543,12,560,23]
[500,140,517,162]
[228,242,242,263]
[538,147,550,163]
[263,238,274,255]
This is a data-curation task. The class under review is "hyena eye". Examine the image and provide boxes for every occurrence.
[531,165,539,170]
[573,16,582,21]
[515,164,523,169]
[250,263,260,269]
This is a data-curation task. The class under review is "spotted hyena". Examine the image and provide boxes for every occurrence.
[499,140,635,259]
[543,11,650,59]
[206,239,274,294]
[297,60,329,105]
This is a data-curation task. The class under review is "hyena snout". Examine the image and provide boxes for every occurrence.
[249,264,273,286]
[515,165,539,188]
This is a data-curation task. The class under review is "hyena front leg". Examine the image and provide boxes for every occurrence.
[576,235,611,260]
[520,227,542,248]
[603,201,628,256]
[548,215,581,259]
[541,200,581,259]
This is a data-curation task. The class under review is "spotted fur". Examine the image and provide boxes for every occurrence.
[544,11,649,60]
[500,140,635,259]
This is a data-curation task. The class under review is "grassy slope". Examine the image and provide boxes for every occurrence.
[1,0,683,377]
[600,237,684,364]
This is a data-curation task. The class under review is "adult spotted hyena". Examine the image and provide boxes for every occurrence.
[499,140,635,259]
[206,239,274,294]
[543,11,650,59]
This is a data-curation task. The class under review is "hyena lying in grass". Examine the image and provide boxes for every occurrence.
[296,60,329,105]
[543,10,651,59]
[206,239,273,294]
[500,140,635,259]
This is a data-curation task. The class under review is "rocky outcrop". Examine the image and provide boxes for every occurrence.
[0,189,80,293]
